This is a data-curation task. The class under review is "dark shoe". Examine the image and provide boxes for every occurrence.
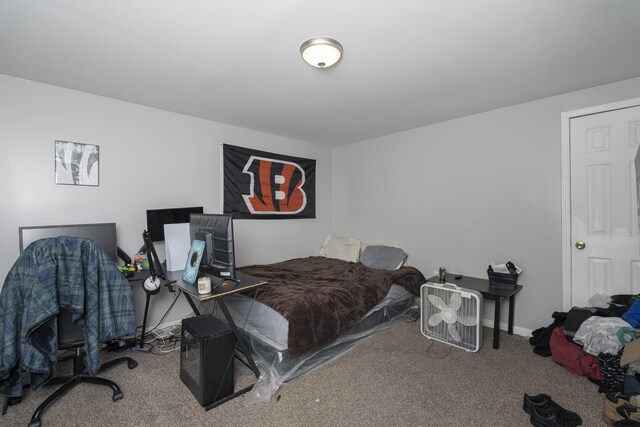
[523,394,582,425]
[529,405,576,427]
[604,393,635,425]
[617,404,640,421]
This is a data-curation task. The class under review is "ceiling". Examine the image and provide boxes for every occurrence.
[1,1,640,148]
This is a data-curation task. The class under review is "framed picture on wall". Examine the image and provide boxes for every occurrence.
[54,140,100,186]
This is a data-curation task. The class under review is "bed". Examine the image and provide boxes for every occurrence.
[202,248,425,403]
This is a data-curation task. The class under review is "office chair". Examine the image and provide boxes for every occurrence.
[24,308,138,427]
[1,232,138,425]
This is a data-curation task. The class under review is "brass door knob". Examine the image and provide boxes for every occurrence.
[575,241,586,250]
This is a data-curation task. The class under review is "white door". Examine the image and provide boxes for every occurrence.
[570,105,640,307]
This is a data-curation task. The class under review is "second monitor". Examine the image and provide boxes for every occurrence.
[189,213,236,280]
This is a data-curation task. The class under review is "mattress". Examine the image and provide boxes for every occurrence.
[221,283,413,351]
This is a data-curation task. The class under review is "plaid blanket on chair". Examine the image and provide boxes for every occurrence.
[0,237,136,397]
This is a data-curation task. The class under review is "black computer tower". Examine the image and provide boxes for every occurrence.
[180,314,236,406]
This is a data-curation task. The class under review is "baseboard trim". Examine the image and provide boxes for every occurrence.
[137,317,184,341]
[481,318,532,338]
[152,317,184,332]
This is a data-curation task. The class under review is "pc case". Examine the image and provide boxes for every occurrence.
[180,314,236,406]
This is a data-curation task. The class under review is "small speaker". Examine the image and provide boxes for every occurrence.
[180,314,236,406]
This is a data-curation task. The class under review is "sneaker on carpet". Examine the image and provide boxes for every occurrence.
[617,404,640,421]
[604,393,635,426]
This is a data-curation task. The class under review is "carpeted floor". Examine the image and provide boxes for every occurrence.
[2,321,605,427]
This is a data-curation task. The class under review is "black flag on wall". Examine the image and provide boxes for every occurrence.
[223,144,316,219]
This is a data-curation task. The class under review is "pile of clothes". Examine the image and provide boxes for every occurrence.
[530,294,640,425]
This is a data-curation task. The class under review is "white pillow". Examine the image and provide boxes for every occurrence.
[319,235,361,262]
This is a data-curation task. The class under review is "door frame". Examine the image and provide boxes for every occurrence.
[561,97,640,310]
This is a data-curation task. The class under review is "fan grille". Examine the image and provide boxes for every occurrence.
[420,284,482,352]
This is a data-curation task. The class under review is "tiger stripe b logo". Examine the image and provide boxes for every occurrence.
[242,156,307,214]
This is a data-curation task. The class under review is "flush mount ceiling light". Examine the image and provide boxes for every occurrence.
[300,38,343,69]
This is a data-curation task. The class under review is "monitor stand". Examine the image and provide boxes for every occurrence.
[199,265,234,283]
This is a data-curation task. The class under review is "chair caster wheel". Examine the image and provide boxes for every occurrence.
[8,396,23,406]
[28,419,42,427]
[128,360,138,369]
[113,391,123,402]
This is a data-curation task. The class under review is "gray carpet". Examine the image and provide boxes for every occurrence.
[2,322,605,427]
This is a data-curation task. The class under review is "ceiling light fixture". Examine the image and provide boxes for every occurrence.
[300,38,343,69]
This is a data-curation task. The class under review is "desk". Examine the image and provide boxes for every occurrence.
[124,269,150,282]
[166,270,267,410]
[425,274,522,350]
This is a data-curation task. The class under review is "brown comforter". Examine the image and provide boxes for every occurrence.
[238,256,425,356]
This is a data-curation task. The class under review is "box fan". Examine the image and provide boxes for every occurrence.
[420,282,483,352]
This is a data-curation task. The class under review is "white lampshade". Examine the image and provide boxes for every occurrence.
[300,38,343,68]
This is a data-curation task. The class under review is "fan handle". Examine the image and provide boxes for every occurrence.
[427,281,461,291]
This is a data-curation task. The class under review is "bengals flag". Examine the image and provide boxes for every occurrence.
[223,144,316,219]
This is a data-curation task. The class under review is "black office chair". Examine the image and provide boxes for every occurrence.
[17,308,138,427]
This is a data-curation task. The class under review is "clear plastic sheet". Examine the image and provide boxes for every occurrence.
[200,289,417,404]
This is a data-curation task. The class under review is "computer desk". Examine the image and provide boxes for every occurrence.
[166,270,267,410]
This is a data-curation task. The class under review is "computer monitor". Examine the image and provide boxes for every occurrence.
[189,214,236,280]
[19,223,118,262]
[146,206,204,242]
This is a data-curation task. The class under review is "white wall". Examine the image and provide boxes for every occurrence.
[5,71,640,339]
[0,74,332,328]
[332,76,640,334]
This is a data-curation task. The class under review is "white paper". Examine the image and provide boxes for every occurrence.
[164,223,191,271]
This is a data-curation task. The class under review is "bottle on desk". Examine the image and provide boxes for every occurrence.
[438,267,447,283]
